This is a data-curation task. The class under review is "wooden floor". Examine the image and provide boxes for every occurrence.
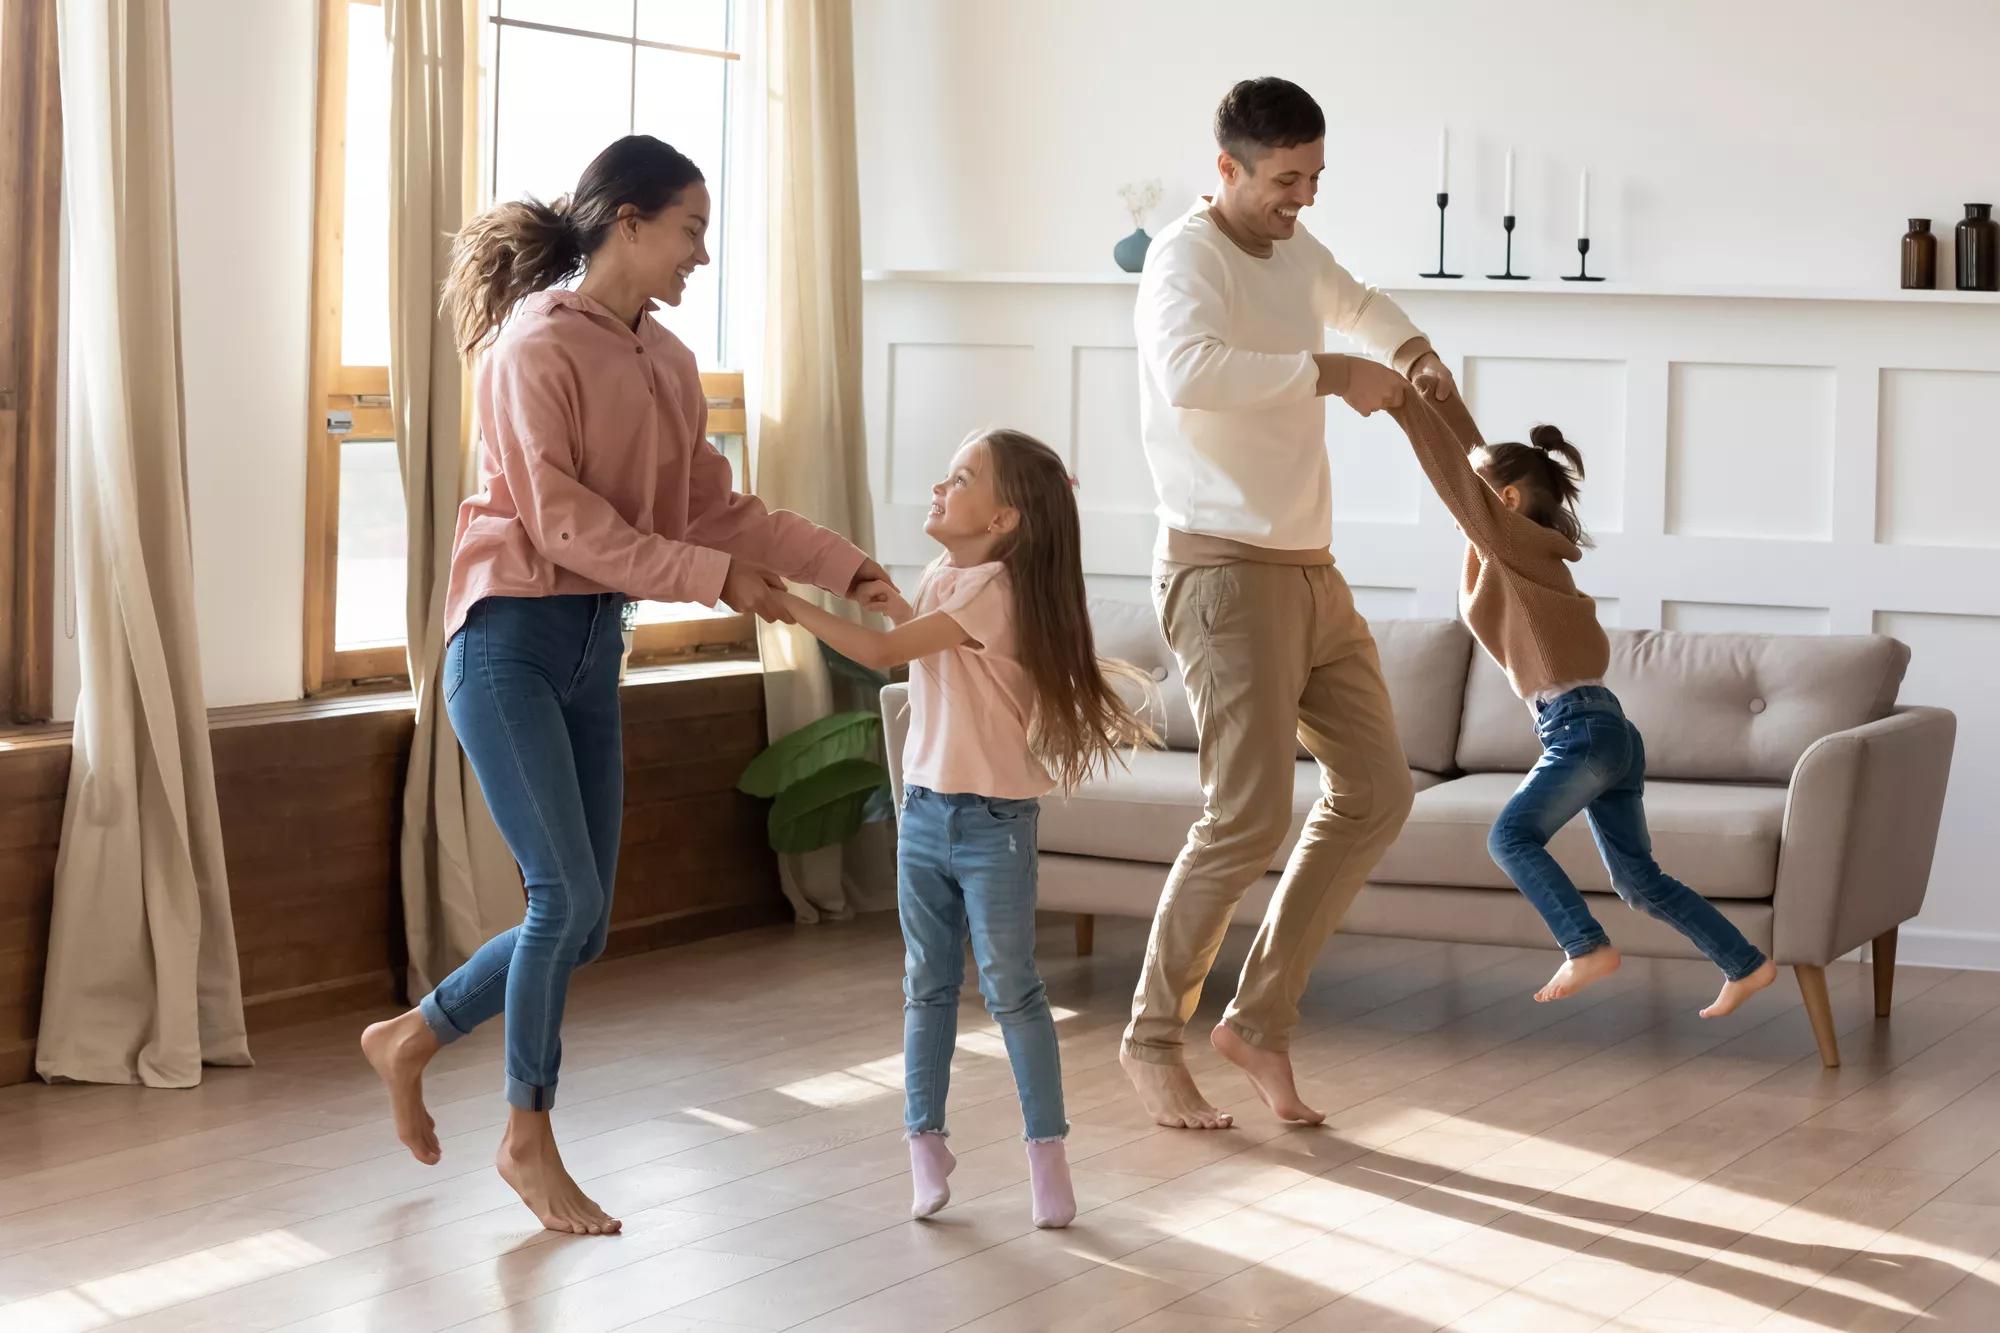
[3,915,2000,1332]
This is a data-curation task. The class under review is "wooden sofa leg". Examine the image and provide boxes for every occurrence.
[1075,913,1095,957]
[1873,927,1899,1018]
[1795,965,1840,1068]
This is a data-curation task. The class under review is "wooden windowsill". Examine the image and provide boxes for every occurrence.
[1,655,765,748]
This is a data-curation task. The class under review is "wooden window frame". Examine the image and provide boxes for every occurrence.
[307,0,758,694]
[305,0,399,694]
[0,0,62,725]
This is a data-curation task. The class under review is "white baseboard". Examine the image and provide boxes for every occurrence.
[1882,926,2000,973]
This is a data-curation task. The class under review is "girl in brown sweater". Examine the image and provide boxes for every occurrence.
[1392,387,1778,1015]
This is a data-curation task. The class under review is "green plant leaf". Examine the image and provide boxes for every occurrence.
[861,783,897,824]
[820,640,893,692]
[738,710,883,798]
[768,758,891,854]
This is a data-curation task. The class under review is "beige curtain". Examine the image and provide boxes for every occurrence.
[38,0,251,1086]
[386,0,519,995]
[755,0,891,920]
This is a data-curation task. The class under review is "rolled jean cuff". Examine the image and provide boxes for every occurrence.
[1724,950,1769,984]
[1563,932,1614,960]
[506,1074,558,1112]
[905,1127,950,1141]
[1025,1125,1070,1143]
[418,991,469,1046]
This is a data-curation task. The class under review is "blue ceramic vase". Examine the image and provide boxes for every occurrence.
[1113,228,1151,273]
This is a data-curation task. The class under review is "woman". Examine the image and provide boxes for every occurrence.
[361,135,894,1236]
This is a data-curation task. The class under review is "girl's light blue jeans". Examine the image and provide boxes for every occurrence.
[899,785,1068,1141]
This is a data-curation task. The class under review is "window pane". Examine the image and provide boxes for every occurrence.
[498,0,634,39]
[634,48,727,365]
[335,439,409,649]
[632,434,742,624]
[492,27,633,206]
[637,0,730,52]
[341,2,391,368]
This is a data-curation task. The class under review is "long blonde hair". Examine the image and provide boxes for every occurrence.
[978,429,1158,793]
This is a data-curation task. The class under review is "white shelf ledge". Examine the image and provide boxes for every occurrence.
[861,269,2000,305]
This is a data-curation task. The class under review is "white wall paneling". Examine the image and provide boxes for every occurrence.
[865,277,2000,966]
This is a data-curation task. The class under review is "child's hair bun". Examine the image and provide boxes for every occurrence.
[1528,423,1568,452]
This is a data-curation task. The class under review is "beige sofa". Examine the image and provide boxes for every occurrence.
[883,599,1957,1068]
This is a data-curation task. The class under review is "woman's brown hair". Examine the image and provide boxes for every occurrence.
[978,429,1158,793]
[1476,423,1593,547]
[440,134,703,355]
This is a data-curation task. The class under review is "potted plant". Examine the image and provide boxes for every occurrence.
[737,646,898,854]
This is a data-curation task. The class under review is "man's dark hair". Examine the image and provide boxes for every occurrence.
[1213,78,1325,170]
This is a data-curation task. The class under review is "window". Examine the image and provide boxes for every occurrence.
[306,0,404,692]
[484,1,751,666]
[306,0,751,694]
[0,0,61,725]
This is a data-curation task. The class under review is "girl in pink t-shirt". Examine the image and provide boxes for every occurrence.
[781,429,1153,1230]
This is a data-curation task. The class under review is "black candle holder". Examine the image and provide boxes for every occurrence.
[1420,192,1462,279]
[1487,215,1528,279]
[1564,237,1604,282]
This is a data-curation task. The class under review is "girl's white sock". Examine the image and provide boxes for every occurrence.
[908,1132,955,1220]
[1026,1136,1076,1229]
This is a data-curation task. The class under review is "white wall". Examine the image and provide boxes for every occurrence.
[854,0,1998,288]
[853,1,2000,968]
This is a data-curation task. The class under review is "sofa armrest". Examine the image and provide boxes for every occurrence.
[881,682,911,818]
[1773,705,1957,964]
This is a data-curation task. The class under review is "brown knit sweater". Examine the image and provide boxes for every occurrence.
[1389,390,1610,700]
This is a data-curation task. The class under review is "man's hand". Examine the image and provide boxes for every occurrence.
[1410,351,1457,402]
[720,559,795,624]
[853,579,912,622]
[1340,358,1407,417]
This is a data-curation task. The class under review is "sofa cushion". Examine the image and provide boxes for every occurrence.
[1374,772,1784,900]
[1038,749,1446,870]
[1090,595,1474,774]
[1456,629,1908,784]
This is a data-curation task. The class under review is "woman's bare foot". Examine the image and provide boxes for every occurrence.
[1701,957,1779,1018]
[1211,1023,1325,1125]
[496,1110,621,1236]
[1120,1047,1233,1130]
[360,1009,442,1165]
[1534,946,1622,1003]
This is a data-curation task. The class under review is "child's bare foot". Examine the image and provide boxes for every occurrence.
[1121,1047,1233,1130]
[1534,946,1622,1003]
[360,1009,442,1164]
[1701,957,1779,1018]
[496,1112,621,1235]
[1211,1022,1325,1125]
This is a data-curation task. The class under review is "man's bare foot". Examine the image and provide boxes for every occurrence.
[1211,1023,1325,1125]
[496,1112,621,1236]
[360,1009,442,1165]
[1701,957,1779,1018]
[1534,946,1622,1003]
[1120,1047,1233,1130]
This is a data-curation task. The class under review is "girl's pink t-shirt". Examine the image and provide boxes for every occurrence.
[900,561,1054,801]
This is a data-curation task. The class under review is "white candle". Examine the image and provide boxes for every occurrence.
[1503,150,1516,217]
[1577,168,1590,238]
[1437,129,1449,195]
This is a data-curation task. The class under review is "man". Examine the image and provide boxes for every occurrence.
[1123,77,1458,1130]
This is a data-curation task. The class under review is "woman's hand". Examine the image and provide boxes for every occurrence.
[847,558,899,599]
[720,560,796,623]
